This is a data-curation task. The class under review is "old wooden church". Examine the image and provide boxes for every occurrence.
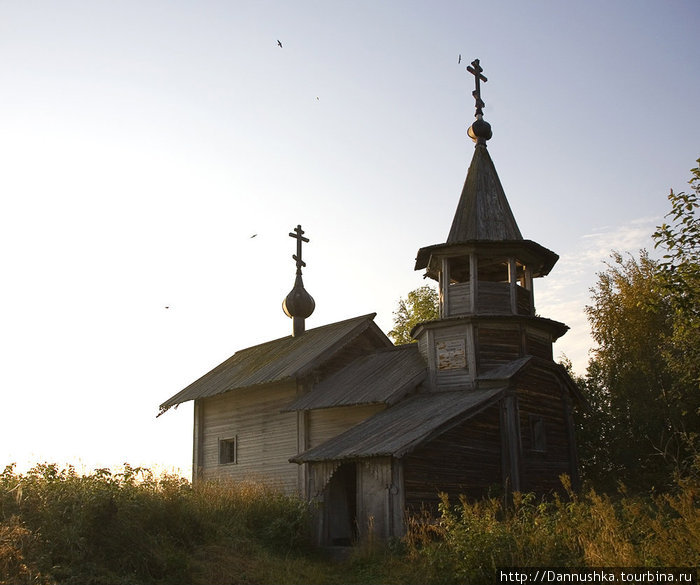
[159,60,583,546]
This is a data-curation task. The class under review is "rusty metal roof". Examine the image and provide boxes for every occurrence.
[159,313,386,414]
[290,387,504,462]
[283,344,426,411]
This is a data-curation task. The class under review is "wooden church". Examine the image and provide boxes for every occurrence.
[159,60,583,546]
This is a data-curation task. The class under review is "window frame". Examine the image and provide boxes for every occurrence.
[529,416,547,453]
[218,436,238,465]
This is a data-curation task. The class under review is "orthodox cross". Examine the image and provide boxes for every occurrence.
[467,59,487,117]
[289,224,309,274]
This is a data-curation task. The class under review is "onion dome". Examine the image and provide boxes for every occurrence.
[282,225,315,336]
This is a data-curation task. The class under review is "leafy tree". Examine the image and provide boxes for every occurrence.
[388,285,439,344]
[580,251,676,490]
[580,160,700,491]
[652,159,700,397]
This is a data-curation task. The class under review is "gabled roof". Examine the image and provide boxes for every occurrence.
[291,387,504,463]
[159,313,389,415]
[447,144,522,243]
[284,344,426,411]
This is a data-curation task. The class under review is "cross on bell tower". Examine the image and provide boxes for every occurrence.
[282,224,315,337]
[467,59,487,117]
[466,58,493,144]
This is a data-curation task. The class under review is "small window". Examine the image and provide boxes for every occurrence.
[530,417,547,452]
[219,436,238,464]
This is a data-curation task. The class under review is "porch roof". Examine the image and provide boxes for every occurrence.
[290,386,504,463]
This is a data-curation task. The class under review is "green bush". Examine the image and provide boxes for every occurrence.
[403,474,700,584]
[2,463,698,585]
[0,463,311,585]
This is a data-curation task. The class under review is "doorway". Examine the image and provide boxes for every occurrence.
[326,462,357,546]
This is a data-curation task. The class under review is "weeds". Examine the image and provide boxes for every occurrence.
[403,473,700,584]
[0,463,310,584]
[1,463,698,585]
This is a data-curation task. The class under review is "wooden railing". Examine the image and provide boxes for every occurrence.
[446,281,532,316]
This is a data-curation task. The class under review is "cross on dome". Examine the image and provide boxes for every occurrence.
[289,224,309,273]
[467,59,488,117]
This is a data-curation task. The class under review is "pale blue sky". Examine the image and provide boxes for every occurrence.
[1,0,698,475]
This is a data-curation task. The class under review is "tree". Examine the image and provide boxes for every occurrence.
[652,159,700,393]
[652,158,700,463]
[579,251,676,490]
[388,285,439,345]
[579,160,700,491]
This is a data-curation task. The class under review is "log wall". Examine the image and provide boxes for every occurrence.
[403,404,502,510]
[516,368,572,492]
[477,325,522,371]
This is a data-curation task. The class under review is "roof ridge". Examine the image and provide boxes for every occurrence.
[233,313,377,356]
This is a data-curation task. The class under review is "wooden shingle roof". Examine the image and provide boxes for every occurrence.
[447,143,522,243]
[290,387,504,462]
[283,344,426,411]
[159,313,388,415]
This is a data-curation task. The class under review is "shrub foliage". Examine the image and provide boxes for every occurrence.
[2,464,698,585]
[0,463,310,584]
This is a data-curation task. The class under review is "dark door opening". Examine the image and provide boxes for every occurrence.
[326,463,357,546]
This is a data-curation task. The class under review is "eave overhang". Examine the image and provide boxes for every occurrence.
[415,239,559,279]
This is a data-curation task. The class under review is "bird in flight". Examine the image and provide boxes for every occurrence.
[458,54,461,64]
[250,234,258,238]
[277,40,283,48]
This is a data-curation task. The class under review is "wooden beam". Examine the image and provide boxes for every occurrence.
[500,394,521,493]
[469,253,478,313]
[524,267,534,315]
[508,258,518,315]
[440,257,450,318]
[192,400,204,484]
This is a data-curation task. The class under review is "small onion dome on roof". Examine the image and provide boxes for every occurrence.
[283,274,315,320]
[283,224,315,336]
[467,115,492,144]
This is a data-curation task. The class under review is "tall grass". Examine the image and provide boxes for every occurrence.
[2,463,698,585]
[0,463,310,584]
[402,473,700,584]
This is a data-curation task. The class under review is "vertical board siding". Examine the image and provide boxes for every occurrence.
[308,404,385,449]
[403,404,502,510]
[200,382,300,493]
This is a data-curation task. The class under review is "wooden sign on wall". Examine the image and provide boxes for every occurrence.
[436,339,466,370]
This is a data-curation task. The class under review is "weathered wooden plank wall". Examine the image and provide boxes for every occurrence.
[199,382,300,493]
[524,329,553,360]
[516,368,571,492]
[308,404,385,449]
[477,325,522,371]
[403,404,502,509]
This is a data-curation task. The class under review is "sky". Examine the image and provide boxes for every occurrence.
[1,0,698,478]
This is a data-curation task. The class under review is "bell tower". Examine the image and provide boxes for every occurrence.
[413,60,568,389]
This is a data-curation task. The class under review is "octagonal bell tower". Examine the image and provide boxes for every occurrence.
[413,60,569,390]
